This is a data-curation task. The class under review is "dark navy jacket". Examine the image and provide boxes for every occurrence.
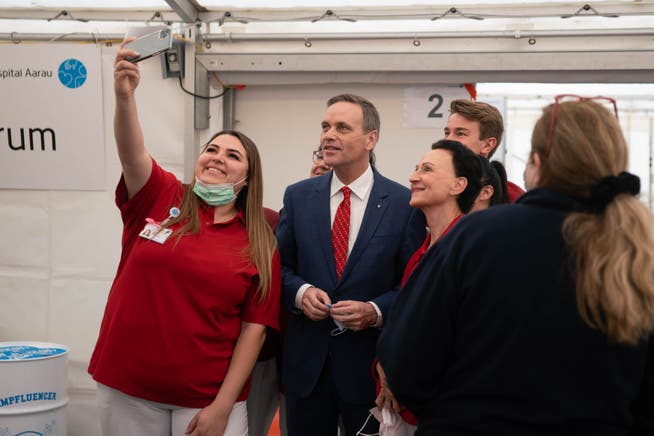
[276,167,426,403]
[378,188,654,436]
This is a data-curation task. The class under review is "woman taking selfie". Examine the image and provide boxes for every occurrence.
[89,40,280,436]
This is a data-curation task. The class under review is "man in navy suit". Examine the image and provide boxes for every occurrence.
[276,94,426,436]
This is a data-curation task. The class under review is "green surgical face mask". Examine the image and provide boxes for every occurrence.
[193,177,247,206]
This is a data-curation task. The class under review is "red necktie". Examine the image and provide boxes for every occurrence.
[332,186,351,279]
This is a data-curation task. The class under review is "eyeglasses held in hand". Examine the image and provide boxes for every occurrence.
[546,94,618,156]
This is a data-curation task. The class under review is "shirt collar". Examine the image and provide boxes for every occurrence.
[199,203,245,226]
[330,164,373,201]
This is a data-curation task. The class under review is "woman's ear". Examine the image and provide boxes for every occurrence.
[479,185,494,201]
[532,152,542,169]
[524,151,542,190]
[451,177,468,196]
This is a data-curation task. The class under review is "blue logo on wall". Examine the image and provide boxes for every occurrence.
[58,58,87,89]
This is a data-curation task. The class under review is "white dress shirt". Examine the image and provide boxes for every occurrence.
[329,165,373,255]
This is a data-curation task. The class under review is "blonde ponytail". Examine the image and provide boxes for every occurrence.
[532,99,654,344]
[563,196,654,344]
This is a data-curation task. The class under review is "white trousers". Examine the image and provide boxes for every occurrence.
[96,383,248,436]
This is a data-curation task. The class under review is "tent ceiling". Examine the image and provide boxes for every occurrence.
[2,1,653,44]
[2,1,653,26]
[2,1,653,84]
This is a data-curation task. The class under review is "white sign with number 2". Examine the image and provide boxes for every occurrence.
[404,86,471,129]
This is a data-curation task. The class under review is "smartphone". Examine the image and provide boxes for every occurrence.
[124,28,173,63]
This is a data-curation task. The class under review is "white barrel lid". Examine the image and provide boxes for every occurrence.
[0,341,69,361]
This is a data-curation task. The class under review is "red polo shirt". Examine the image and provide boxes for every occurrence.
[507,180,525,203]
[89,159,280,408]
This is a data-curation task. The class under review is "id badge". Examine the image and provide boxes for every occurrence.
[139,223,172,244]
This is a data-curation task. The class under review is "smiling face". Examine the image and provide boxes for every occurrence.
[409,149,462,210]
[195,133,249,188]
[444,113,496,158]
[320,101,377,181]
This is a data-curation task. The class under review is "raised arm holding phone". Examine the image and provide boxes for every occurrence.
[88,40,281,436]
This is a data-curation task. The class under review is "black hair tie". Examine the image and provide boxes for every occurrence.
[588,172,640,213]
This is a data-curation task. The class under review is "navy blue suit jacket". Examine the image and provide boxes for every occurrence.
[276,167,426,403]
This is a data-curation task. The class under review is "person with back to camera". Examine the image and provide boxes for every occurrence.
[372,139,483,434]
[377,95,654,435]
[88,40,281,436]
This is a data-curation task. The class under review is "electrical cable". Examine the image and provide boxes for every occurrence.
[177,76,228,99]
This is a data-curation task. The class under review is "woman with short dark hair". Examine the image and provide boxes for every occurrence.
[372,139,483,433]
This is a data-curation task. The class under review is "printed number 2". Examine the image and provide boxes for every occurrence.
[428,94,444,118]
